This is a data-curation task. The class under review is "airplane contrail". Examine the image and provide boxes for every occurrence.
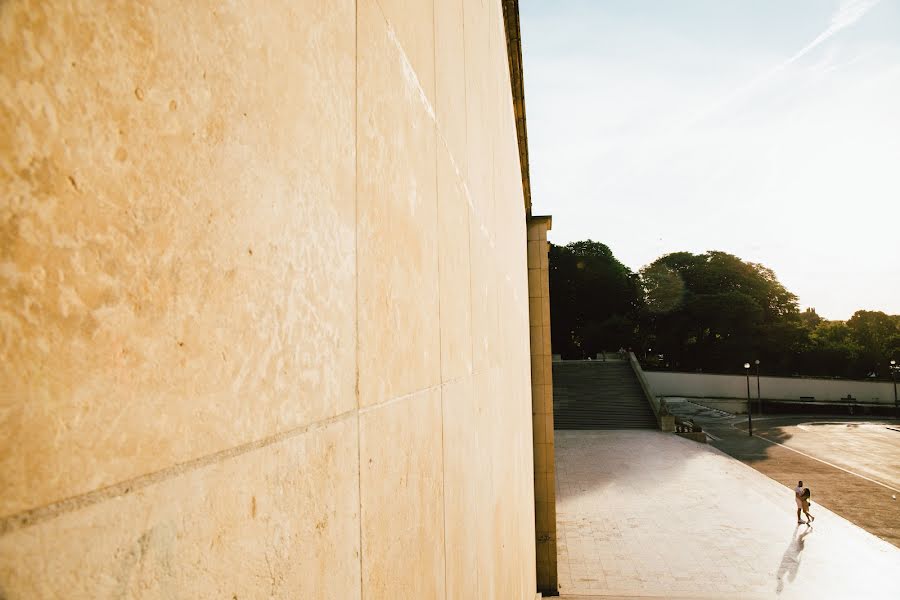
[795,0,885,66]
[685,0,884,128]
[596,0,885,189]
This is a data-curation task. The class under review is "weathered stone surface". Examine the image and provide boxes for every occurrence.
[0,0,357,516]
[472,366,537,599]
[441,376,479,598]
[0,417,361,599]
[1,0,538,597]
[464,0,495,236]
[377,0,436,108]
[434,0,468,178]
[357,0,440,408]
[359,387,446,599]
[437,143,473,383]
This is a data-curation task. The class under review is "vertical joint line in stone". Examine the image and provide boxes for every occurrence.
[431,4,449,599]
[354,2,365,599]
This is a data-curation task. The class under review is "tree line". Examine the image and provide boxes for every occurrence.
[549,240,900,379]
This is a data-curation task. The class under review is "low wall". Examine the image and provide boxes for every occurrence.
[645,371,897,404]
[686,398,752,415]
[627,353,670,431]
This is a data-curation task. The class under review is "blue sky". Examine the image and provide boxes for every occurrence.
[520,0,900,320]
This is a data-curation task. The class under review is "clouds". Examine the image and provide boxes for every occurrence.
[521,0,900,319]
[777,0,884,73]
[673,0,885,144]
[831,0,882,32]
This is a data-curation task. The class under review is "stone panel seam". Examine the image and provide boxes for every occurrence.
[357,369,482,417]
[459,40,479,595]
[0,408,358,536]
[461,5,482,598]
[432,4,450,599]
[357,381,443,415]
[460,0,475,388]
[354,1,365,599]
[376,0,480,227]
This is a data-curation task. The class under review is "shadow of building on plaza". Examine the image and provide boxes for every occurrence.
[553,429,720,507]
[728,421,795,458]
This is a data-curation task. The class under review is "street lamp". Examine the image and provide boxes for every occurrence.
[891,359,898,420]
[755,359,761,415]
[744,362,753,436]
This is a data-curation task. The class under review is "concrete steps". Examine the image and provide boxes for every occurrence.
[552,360,658,429]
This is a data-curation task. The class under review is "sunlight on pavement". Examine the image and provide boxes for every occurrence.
[555,430,900,599]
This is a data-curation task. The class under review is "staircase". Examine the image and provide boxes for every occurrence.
[552,360,658,429]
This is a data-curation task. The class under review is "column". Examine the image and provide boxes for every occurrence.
[527,215,557,595]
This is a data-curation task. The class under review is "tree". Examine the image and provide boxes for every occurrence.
[799,308,823,330]
[548,240,642,358]
[548,239,896,379]
[639,251,800,373]
[641,262,684,315]
[799,320,859,377]
[846,310,900,376]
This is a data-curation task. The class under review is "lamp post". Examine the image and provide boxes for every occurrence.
[744,362,753,436]
[755,359,761,415]
[891,359,898,420]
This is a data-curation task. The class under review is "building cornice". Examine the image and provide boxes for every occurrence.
[502,0,533,216]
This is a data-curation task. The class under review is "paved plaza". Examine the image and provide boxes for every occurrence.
[554,430,900,599]
[667,398,900,547]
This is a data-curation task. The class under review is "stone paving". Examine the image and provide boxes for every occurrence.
[555,430,900,599]
[665,398,900,548]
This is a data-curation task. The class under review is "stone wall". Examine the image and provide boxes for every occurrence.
[0,1,537,597]
[646,371,897,404]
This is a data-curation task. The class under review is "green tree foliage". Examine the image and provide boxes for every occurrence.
[795,312,900,377]
[799,320,859,377]
[547,242,898,378]
[799,307,823,330]
[639,251,802,373]
[548,240,642,358]
[846,310,900,375]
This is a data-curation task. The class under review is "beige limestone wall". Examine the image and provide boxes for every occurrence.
[0,1,537,598]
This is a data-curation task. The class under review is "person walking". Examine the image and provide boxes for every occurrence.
[800,486,815,525]
[794,481,805,524]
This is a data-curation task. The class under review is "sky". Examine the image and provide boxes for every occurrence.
[520,0,900,320]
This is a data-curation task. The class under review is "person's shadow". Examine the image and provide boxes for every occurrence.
[776,525,813,594]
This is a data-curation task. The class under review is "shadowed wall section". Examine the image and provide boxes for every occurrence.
[0,1,538,597]
[527,215,558,594]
